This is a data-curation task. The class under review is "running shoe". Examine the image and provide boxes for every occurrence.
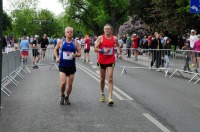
[108,97,114,105]
[60,96,65,105]
[65,96,71,105]
[100,93,105,102]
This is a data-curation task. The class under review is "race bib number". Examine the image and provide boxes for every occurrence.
[103,48,113,55]
[63,52,73,60]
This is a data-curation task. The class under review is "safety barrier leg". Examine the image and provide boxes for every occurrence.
[9,72,20,85]
[24,66,31,73]
[49,63,58,70]
[1,85,11,94]
[15,70,24,79]
[189,73,198,82]
[16,70,24,78]
[7,76,18,86]
[194,78,200,84]
[1,85,10,96]
[170,69,184,77]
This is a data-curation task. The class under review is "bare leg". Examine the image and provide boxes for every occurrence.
[60,72,67,96]
[83,52,86,61]
[66,74,75,97]
[107,67,114,98]
[87,52,90,62]
[100,68,106,94]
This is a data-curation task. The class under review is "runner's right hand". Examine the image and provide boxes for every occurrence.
[56,58,60,63]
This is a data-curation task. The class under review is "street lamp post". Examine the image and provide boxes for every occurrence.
[0,0,3,109]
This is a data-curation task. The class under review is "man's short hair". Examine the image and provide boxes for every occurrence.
[104,24,112,29]
[65,26,73,32]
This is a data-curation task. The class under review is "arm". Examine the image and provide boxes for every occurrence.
[94,36,102,52]
[73,41,81,58]
[54,40,62,63]
[45,39,49,47]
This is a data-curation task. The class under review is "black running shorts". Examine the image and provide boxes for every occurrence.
[32,49,40,57]
[59,66,76,76]
[84,49,90,53]
[97,62,115,69]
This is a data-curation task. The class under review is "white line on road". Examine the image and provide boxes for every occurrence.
[113,86,134,100]
[77,64,125,100]
[96,71,100,74]
[77,63,134,100]
[143,113,171,132]
[92,65,97,69]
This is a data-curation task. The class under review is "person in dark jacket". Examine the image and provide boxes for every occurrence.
[125,34,132,58]
[40,34,49,59]
[150,33,163,69]
[2,36,7,52]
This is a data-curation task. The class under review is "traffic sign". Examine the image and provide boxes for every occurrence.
[190,0,200,13]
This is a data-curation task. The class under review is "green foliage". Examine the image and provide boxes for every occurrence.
[4,0,200,38]
[60,0,130,35]
[3,11,12,32]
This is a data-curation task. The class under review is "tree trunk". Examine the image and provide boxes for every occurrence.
[111,7,117,35]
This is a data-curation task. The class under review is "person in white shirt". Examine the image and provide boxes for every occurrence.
[189,29,198,48]
[189,29,198,67]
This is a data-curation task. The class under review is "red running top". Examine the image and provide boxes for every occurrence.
[98,35,115,64]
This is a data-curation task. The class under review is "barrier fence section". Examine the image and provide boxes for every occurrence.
[170,50,200,84]
[21,47,58,70]
[116,48,200,84]
[1,50,25,97]
[117,48,175,76]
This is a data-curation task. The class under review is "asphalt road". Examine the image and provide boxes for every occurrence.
[1,47,200,132]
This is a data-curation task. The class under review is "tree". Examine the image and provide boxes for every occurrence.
[37,9,57,37]
[59,0,130,35]
[3,11,12,32]
[11,8,39,36]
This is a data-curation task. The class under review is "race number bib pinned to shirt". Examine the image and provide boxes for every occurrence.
[63,51,73,60]
[103,48,113,55]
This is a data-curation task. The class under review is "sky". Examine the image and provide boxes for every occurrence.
[3,0,64,16]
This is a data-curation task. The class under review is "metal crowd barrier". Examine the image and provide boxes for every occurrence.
[116,48,200,84]
[20,47,58,70]
[1,50,25,96]
[117,48,175,76]
[170,50,200,83]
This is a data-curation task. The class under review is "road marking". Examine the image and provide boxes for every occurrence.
[143,113,171,132]
[113,85,134,100]
[89,62,93,64]
[193,104,200,109]
[96,71,100,74]
[92,65,97,69]
[77,63,134,101]
[77,64,125,100]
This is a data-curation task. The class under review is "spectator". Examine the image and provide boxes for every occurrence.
[20,36,29,61]
[182,40,192,71]
[2,36,7,52]
[150,33,163,70]
[163,38,171,75]
[189,29,198,68]
[132,34,139,61]
[83,35,91,63]
[125,34,132,58]
[193,34,200,73]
